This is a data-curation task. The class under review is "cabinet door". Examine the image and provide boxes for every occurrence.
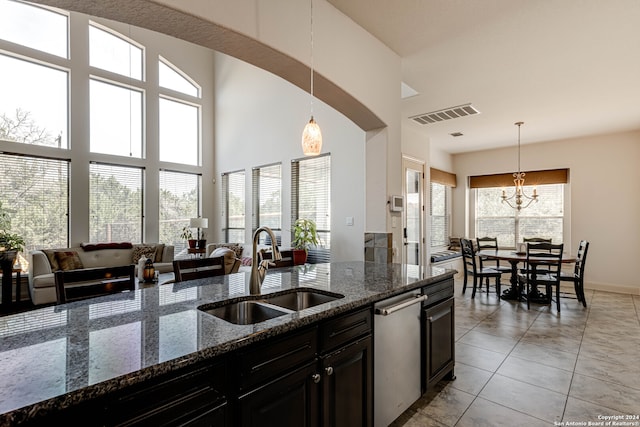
[237,362,319,427]
[321,336,373,427]
[423,297,455,391]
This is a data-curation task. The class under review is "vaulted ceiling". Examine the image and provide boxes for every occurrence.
[328,0,640,153]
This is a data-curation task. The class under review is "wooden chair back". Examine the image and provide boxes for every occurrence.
[525,242,563,279]
[55,264,136,304]
[173,256,225,282]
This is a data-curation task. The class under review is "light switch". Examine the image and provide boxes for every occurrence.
[346,216,354,226]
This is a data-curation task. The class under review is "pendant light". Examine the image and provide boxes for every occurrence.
[501,122,539,210]
[301,0,322,156]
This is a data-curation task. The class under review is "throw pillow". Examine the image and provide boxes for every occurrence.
[241,257,252,266]
[208,243,243,259]
[55,251,84,271]
[154,243,165,262]
[132,244,156,264]
[43,249,61,271]
[210,247,239,274]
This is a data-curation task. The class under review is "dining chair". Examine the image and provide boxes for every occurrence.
[518,242,564,311]
[460,238,502,298]
[559,240,589,308]
[476,237,511,286]
[55,264,136,304]
[173,256,226,282]
[520,237,553,274]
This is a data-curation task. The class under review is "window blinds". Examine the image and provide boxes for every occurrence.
[222,170,245,243]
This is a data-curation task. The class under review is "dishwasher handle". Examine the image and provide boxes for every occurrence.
[375,294,428,316]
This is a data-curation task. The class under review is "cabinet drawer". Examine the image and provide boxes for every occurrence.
[238,327,317,391]
[109,360,227,427]
[320,307,372,353]
[423,278,454,306]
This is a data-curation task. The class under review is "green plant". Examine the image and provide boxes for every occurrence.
[180,226,194,241]
[0,201,25,253]
[292,219,319,252]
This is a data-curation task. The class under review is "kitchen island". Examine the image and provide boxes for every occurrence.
[0,261,456,426]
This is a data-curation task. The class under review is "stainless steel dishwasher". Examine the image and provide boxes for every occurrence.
[374,289,428,427]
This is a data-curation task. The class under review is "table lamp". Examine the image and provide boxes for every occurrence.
[189,217,208,241]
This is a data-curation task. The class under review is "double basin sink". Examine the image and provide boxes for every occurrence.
[198,288,345,325]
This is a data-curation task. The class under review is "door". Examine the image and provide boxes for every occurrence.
[403,157,425,266]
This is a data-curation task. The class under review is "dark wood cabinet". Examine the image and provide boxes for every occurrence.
[320,336,372,427]
[235,307,373,427]
[423,296,455,391]
[237,362,319,427]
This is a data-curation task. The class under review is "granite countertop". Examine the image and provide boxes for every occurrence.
[0,261,455,423]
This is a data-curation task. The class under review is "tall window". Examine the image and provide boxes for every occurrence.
[159,170,200,254]
[292,154,331,263]
[430,182,449,248]
[476,184,564,247]
[90,163,143,243]
[252,163,281,242]
[89,23,142,80]
[0,154,69,250]
[222,170,245,243]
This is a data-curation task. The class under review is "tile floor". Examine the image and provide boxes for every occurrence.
[391,279,640,427]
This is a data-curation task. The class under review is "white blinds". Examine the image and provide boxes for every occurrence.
[159,170,200,252]
[252,163,282,243]
[430,182,450,248]
[291,154,330,263]
[89,163,143,243]
[0,153,69,250]
[222,170,245,243]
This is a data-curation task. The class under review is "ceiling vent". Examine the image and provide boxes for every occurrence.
[410,103,480,125]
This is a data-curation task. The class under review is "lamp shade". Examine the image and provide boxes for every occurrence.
[189,217,208,229]
[302,116,322,156]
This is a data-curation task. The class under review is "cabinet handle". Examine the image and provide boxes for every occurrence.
[312,373,321,384]
[325,366,334,376]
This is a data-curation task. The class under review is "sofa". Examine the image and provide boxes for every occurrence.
[28,242,174,305]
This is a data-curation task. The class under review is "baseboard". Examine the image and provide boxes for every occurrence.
[584,281,640,296]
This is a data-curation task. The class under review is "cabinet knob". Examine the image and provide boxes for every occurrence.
[312,373,321,383]
[325,366,334,376]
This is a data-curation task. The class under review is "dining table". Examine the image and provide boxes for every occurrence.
[477,249,576,302]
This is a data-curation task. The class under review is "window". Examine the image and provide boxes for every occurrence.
[159,97,199,165]
[252,163,281,242]
[0,54,69,148]
[90,163,143,243]
[292,154,330,263]
[90,79,143,157]
[222,170,245,243]
[159,56,200,97]
[159,170,200,254]
[430,182,449,248]
[0,153,69,250]
[89,23,143,80]
[476,184,564,247]
[0,1,68,58]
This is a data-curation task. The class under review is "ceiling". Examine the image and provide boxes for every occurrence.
[327,0,640,154]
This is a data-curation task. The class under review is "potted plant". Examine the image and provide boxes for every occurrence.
[291,218,319,265]
[0,201,25,268]
[180,226,197,249]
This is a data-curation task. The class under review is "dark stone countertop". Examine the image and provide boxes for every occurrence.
[0,261,455,424]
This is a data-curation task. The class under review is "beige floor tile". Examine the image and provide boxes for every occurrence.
[479,374,567,423]
[510,341,578,372]
[455,342,507,372]
[570,373,640,414]
[415,384,475,427]
[448,362,493,396]
[575,353,640,390]
[456,397,547,427]
[497,356,574,394]
[562,396,630,424]
[457,330,519,354]
[472,318,530,340]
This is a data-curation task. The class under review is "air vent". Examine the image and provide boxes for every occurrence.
[410,103,480,125]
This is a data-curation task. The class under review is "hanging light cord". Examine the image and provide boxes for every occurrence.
[516,121,522,173]
[309,0,314,116]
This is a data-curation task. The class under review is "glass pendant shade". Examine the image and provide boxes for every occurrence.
[302,116,322,156]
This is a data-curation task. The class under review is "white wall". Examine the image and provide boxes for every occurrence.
[213,53,366,262]
[452,130,640,294]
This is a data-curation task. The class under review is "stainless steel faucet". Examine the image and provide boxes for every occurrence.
[249,226,282,294]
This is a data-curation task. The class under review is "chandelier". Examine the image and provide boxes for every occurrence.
[301,0,322,156]
[501,121,538,210]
